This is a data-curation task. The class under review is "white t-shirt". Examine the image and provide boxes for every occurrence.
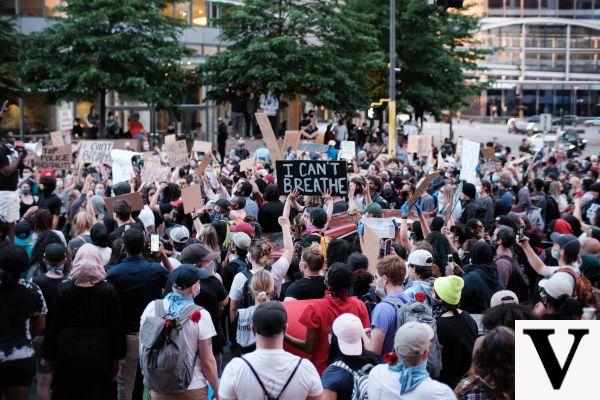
[236,306,256,348]
[138,205,155,230]
[140,299,216,390]
[228,257,290,301]
[368,364,456,400]
[219,349,323,400]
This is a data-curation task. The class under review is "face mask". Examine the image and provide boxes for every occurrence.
[95,189,103,196]
[375,276,386,298]
[56,179,63,188]
[21,188,30,195]
[551,247,561,260]
[444,172,451,179]
[22,172,31,180]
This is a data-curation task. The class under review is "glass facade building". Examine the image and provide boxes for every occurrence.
[466,0,600,117]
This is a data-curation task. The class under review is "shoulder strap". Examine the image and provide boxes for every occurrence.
[177,303,202,324]
[331,360,354,374]
[382,296,406,331]
[276,358,303,400]
[240,357,272,400]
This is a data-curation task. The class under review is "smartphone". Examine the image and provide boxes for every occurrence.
[447,254,453,263]
[384,239,392,256]
[517,225,525,239]
[150,234,160,253]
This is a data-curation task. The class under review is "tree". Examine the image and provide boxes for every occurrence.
[200,0,383,115]
[368,0,489,122]
[0,1,20,101]
[19,0,193,126]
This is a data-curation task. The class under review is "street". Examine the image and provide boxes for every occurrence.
[422,120,600,157]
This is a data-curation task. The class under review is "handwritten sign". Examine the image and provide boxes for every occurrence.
[459,139,480,184]
[77,141,114,165]
[363,217,396,239]
[407,172,439,208]
[111,149,140,184]
[255,112,283,162]
[50,131,64,146]
[37,145,72,170]
[339,140,356,161]
[164,140,189,168]
[182,184,204,214]
[239,157,254,172]
[479,161,497,176]
[276,160,348,196]
[192,140,213,154]
[281,131,302,153]
[104,192,144,215]
[407,135,432,156]
[445,181,464,222]
[164,134,176,145]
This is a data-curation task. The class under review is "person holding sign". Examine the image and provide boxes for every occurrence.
[0,131,27,239]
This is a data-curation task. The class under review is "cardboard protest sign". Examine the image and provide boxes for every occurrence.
[198,153,213,176]
[239,157,254,172]
[361,224,381,276]
[459,139,480,184]
[339,141,356,161]
[104,192,143,214]
[50,131,64,146]
[192,140,213,154]
[276,160,348,196]
[408,172,439,208]
[76,141,114,165]
[112,139,143,151]
[281,131,302,153]
[363,218,396,239]
[37,145,72,170]
[298,143,329,154]
[255,112,283,162]
[111,149,140,184]
[479,161,497,176]
[141,165,170,183]
[481,147,495,161]
[164,140,189,168]
[59,108,72,143]
[407,135,432,156]
[507,153,533,167]
[445,181,463,222]
[164,134,176,145]
[182,184,204,214]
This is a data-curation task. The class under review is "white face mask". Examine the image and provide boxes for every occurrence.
[375,276,386,298]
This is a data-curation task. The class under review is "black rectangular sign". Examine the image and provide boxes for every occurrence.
[276,160,348,196]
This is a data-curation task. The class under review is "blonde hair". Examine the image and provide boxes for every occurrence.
[549,181,562,198]
[301,243,324,272]
[199,225,220,252]
[73,212,93,237]
[250,269,274,305]
[249,239,272,267]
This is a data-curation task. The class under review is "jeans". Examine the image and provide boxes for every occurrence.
[244,114,256,138]
[117,334,139,400]
[230,111,244,138]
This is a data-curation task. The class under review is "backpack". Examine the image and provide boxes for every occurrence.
[139,300,202,394]
[331,361,373,400]
[240,356,303,400]
[495,254,529,302]
[239,269,255,309]
[382,298,442,378]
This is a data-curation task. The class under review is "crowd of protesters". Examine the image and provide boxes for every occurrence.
[0,112,599,400]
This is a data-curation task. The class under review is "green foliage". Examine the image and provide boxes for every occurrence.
[200,0,384,115]
[368,0,490,117]
[0,2,20,100]
[19,0,193,116]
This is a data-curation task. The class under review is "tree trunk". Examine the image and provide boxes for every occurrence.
[99,89,106,135]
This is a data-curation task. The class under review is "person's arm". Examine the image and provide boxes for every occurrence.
[399,202,412,252]
[158,243,174,272]
[283,188,298,220]
[150,182,166,212]
[0,149,26,177]
[322,389,337,400]
[347,182,358,214]
[229,299,240,323]
[30,314,45,337]
[322,189,334,230]
[197,339,219,395]
[516,236,553,276]
[363,327,386,357]
[573,197,583,223]
[279,216,294,262]
[285,328,318,354]
[416,202,430,237]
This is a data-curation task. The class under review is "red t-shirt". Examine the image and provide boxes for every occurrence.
[299,294,370,374]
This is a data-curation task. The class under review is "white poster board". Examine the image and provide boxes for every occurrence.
[459,139,480,184]
[111,149,140,184]
[339,141,356,161]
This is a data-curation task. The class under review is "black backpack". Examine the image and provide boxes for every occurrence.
[496,254,529,302]
[238,263,271,309]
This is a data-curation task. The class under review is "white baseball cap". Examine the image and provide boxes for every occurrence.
[407,249,434,267]
[538,272,575,300]
[332,313,363,356]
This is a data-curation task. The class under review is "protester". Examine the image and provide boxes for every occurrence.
[283,243,326,301]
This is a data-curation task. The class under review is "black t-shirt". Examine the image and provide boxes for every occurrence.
[222,259,247,292]
[32,275,64,333]
[38,193,62,216]
[258,201,284,233]
[0,146,19,191]
[436,311,478,388]
[108,221,145,241]
[284,276,326,300]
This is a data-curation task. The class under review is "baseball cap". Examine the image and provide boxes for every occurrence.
[328,140,336,147]
[310,208,328,228]
[407,249,433,267]
[180,243,220,264]
[393,321,434,358]
[539,272,575,299]
[230,222,255,237]
[14,220,33,246]
[171,265,202,290]
[167,225,190,244]
[490,290,519,307]
[549,233,581,260]
[44,243,67,265]
[332,314,363,356]
[364,202,383,216]
[232,232,251,250]
[252,300,288,337]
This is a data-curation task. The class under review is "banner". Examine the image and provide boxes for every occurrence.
[255,112,283,162]
[59,107,72,143]
[182,184,204,214]
[339,140,356,161]
[164,140,189,168]
[77,141,114,165]
[111,149,140,184]
[459,139,480,184]
[281,131,302,153]
[37,145,72,170]
[276,160,348,196]
[407,135,432,156]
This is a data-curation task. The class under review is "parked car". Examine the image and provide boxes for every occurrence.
[583,117,600,127]
[552,115,579,125]
[538,129,588,156]
[507,118,543,134]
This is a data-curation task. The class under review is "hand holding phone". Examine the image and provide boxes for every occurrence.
[150,234,160,253]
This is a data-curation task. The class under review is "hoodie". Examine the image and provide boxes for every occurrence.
[512,187,545,231]
[460,242,503,313]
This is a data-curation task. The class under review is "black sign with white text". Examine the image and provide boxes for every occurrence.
[276,160,348,196]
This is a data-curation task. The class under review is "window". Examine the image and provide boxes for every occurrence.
[575,0,593,8]
[20,0,44,16]
[203,45,218,56]
[192,0,207,26]
[523,0,538,8]
[487,0,503,8]
[558,0,573,9]
[176,1,190,24]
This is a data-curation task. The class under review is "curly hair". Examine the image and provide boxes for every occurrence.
[249,238,272,267]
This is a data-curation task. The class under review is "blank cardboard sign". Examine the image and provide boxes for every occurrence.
[361,224,381,276]
[255,112,283,162]
[182,184,204,214]
[104,192,144,215]
[193,140,213,154]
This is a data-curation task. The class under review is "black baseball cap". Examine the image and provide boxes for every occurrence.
[44,243,66,265]
[310,208,328,229]
[252,301,288,337]
[171,265,202,290]
[550,233,581,260]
